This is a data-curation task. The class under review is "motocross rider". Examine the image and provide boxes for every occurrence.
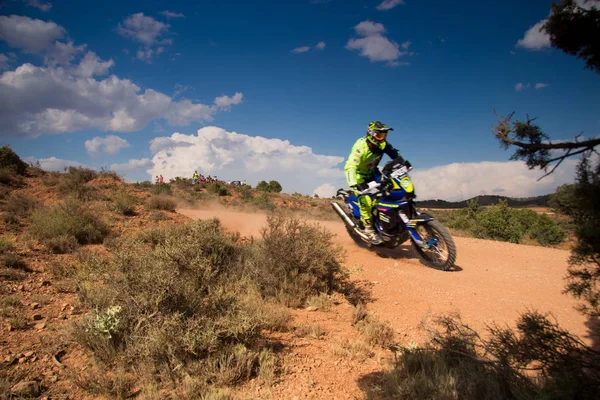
[344,121,410,245]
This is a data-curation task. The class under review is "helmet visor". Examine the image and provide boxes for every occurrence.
[373,130,388,141]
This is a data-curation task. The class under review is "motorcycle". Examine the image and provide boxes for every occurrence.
[331,157,457,271]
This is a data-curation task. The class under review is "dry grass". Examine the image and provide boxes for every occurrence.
[146,195,177,211]
[307,292,334,311]
[334,338,374,361]
[295,323,326,339]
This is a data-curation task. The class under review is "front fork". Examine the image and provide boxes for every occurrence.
[404,211,436,249]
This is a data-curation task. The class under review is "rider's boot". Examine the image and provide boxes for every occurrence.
[364,225,383,245]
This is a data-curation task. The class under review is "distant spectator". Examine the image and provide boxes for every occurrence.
[159,175,164,183]
[200,174,205,182]
[155,175,159,184]
[193,170,199,185]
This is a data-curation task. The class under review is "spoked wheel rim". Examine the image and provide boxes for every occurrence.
[416,225,450,265]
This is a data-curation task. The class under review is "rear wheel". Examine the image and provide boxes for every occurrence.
[412,220,457,271]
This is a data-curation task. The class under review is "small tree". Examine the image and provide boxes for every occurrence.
[256,180,269,192]
[268,180,282,193]
[0,145,28,175]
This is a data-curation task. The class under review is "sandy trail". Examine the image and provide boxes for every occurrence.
[178,207,589,342]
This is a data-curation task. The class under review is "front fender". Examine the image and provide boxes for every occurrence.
[409,213,434,224]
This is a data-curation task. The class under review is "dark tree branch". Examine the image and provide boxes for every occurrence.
[492,111,600,178]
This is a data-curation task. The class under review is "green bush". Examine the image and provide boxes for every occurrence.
[0,145,28,176]
[511,208,539,231]
[29,200,109,245]
[256,180,269,192]
[267,180,282,193]
[147,195,177,211]
[151,182,171,196]
[529,213,565,246]
[472,201,525,243]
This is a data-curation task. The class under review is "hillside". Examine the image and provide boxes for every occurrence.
[417,193,552,209]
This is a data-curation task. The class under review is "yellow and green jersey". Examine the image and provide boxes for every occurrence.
[344,137,401,187]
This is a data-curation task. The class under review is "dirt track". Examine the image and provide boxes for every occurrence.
[178,207,588,341]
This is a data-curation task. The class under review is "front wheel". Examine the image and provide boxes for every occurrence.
[412,220,457,271]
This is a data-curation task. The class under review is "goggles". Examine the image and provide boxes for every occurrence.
[373,130,388,141]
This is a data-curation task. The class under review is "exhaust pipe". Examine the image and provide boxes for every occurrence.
[330,202,370,242]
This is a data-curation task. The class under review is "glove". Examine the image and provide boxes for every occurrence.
[404,160,412,169]
[353,183,369,192]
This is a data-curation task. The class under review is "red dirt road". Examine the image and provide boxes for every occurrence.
[178,207,588,342]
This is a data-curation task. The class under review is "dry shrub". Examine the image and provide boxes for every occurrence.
[367,312,600,400]
[334,338,373,361]
[73,219,286,394]
[29,199,109,246]
[151,182,171,196]
[146,195,176,211]
[355,314,395,348]
[307,292,333,311]
[295,323,325,339]
[44,234,79,254]
[112,190,137,216]
[3,254,31,272]
[247,215,346,307]
[57,166,99,200]
[0,295,28,330]
[0,238,13,253]
[3,192,39,217]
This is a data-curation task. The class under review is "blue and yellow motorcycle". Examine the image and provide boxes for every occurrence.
[331,158,457,271]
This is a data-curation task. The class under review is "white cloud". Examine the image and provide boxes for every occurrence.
[516,20,550,50]
[292,41,327,53]
[291,46,310,53]
[110,158,153,173]
[85,135,130,156]
[346,20,410,66]
[515,82,531,91]
[23,0,52,12]
[136,48,154,62]
[145,127,345,194]
[23,156,85,171]
[354,20,386,36]
[376,0,405,11]
[160,11,185,19]
[214,92,243,110]
[0,15,65,54]
[117,13,169,46]
[535,82,549,89]
[0,61,244,136]
[411,160,579,201]
[313,183,337,198]
[173,83,190,97]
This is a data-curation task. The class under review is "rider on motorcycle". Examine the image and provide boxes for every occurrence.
[344,121,410,245]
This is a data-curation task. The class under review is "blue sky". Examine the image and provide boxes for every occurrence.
[1,0,598,200]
